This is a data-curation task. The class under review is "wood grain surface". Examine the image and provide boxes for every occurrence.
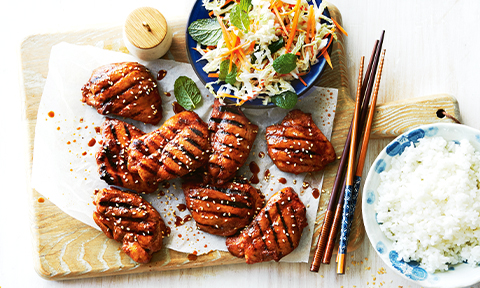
[20,3,460,280]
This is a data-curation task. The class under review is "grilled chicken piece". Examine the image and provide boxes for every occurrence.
[207,99,258,184]
[266,109,335,174]
[128,111,210,185]
[81,62,162,125]
[226,187,307,264]
[95,118,157,194]
[183,179,264,236]
[93,187,167,263]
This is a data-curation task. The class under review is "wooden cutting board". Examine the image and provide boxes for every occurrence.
[20,3,460,280]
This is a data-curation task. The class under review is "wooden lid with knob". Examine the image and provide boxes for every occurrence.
[124,7,168,50]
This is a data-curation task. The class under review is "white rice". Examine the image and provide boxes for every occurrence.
[376,136,480,273]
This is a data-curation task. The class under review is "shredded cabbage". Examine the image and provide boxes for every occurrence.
[197,0,337,105]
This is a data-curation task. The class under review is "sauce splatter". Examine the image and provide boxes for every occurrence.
[94,126,101,134]
[67,141,71,145]
[82,151,87,156]
[312,188,320,199]
[157,69,167,80]
[178,234,182,238]
[48,111,54,118]
[278,177,287,184]
[175,216,184,227]
[164,92,171,97]
[177,204,187,212]
[88,138,96,147]
[38,197,45,203]
[172,101,186,114]
[302,181,310,189]
[249,161,260,184]
[163,182,171,189]
[183,215,192,223]
[165,226,171,236]
[57,127,60,131]
[79,118,84,123]
[258,151,266,159]
[188,252,198,261]
[264,169,270,181]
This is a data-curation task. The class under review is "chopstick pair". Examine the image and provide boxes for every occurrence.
[337,49,386,274]
[310,31,386,273]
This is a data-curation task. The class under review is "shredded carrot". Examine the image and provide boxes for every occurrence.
[323,50,332,69]
[295,52,301,56]
[332,18,348,36]
[317,34,334,59]
[192,47,207,53]
[208,73,219,78]
[217,16,234,49]
[285,25,307,33]
[298,75,307,86]
[219,41,251,58]
[285,0,302,52]
[273,5,288,36]
[217,92,243,99]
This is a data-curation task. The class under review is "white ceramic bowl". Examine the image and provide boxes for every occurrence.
[362,123,480,288]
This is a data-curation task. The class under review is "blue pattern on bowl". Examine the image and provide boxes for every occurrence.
[376,241,386,254]
[424,126,439,137]
[389,251,428,281]
[374,159,386,173]
[475,135,480,143]
[386,128,427,156]
[366,190,375,204]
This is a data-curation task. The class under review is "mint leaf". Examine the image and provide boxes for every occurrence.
[268,38,284,55]
[219,60,237,85]
[273,53,297,74]
[271,91,298,109]
[188,18,222,46]
[174,76,202,110]
[230,0,252,32]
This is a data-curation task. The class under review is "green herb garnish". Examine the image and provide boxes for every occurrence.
[187,18,223,46]
[230,0,252,32]
[268,38,285,55]
[219,60,238,85]
[174,76,202,110]
[273,53,297,74]
[271,91,298,109]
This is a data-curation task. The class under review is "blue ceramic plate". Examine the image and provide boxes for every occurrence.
[363,123,480,288]
[185,0,332,108]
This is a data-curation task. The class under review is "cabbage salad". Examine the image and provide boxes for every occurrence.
[188,0,341,108]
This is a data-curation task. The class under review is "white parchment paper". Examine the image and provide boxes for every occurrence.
[31,43,337,262]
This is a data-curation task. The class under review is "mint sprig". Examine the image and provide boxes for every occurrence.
[174,76,202,110]
[219,60,237,85]
[273,53,297,74]
[230,0,252,32]
[188,18,222,46]
[271,91,298,109]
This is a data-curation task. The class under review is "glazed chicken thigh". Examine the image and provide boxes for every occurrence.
[226,187,307,264]
[82,62,163,125]
[207,99,258,184]
[128,111,210,185]
[183,179,264,236]
[266,109,336,174]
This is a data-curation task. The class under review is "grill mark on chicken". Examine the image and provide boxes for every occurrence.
[210,117,244,128]
[185,137,203,151]
[190,127,204,137]
[188,196,251,209]
[276,202,294,250]
[218,105,243,115]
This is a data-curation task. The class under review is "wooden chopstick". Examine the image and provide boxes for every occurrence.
[320,31,386,266]
[337,49,386,274]
[309,39,379,273]
[336,56,364,274]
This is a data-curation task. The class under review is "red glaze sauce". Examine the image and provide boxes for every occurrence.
[157,69,167,80]
[249,161,260,184]
[48,111,55,118]
[177,203,187,212]
[173,101,186,114]
[312,188,320,199]
[278,177,287,184]
[88,138,96,147]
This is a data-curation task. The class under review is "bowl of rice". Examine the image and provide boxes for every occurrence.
[363,123,480,288]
